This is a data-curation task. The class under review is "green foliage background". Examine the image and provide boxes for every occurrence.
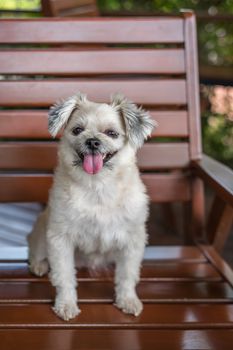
[0,0,232,167]
[202,113,233,168]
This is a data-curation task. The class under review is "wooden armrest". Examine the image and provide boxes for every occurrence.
[192,154,233,207]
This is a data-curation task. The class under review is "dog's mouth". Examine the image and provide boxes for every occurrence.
[76,151,117,175]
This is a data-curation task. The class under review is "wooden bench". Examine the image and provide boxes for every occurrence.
[41,0,99,17]
[0,11,233,349]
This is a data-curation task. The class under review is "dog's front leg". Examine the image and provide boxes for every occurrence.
[114,233,145,316]
[47,232,80,321]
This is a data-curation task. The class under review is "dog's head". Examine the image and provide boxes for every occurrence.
[48,92,155,175]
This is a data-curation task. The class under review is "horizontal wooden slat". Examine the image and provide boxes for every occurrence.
[0,281,232,304]
[0,111,49,139]
[0,110,188,138]
[1,304,233,328]
[0,262,220,282]
[2,329,233,349]
[0,142,57,170]
[143,173,191,202]
[0,19,184,44]
[154,111,188,137]
[0,174,52,203]
[0,79,187,106]
[0,142,190,170]
[0,49,185,75]
[0,173,191,202]
[138,143,190,169]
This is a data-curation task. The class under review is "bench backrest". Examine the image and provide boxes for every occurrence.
[0,13,202,212]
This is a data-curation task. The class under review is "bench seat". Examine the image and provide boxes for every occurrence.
[1,245,233,349]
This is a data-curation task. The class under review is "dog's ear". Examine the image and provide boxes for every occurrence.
[111,93,156,148]
[48,92,87,137]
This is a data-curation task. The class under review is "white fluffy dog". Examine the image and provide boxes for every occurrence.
[28,92,155,321]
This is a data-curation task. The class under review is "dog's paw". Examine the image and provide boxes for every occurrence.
[53,301,81,321]
[29,259,49,277]
[115,295,143,316]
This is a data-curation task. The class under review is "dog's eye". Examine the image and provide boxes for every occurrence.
[105,129,119,138]
[72,126,84,136]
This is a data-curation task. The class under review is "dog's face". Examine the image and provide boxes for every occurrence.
[48,93,155,175]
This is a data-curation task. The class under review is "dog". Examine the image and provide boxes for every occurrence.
[28,92,155,321]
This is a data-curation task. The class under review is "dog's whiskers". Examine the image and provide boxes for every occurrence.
[105,162,114,170]
[73,159,82,167]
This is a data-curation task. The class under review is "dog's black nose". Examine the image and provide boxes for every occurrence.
[85,138,101,150]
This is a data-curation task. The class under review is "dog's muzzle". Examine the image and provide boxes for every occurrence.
[85,138,101,151]
[73,138,118,175]
[79,138,102,174]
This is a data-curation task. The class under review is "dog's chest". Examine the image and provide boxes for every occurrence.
[64,185,136,253]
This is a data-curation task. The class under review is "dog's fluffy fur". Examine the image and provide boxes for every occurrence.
[28,92,155,320]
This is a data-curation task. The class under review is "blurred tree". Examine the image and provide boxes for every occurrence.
[98,0,233,13]
[202,112,233,168]
[0,0,40,10]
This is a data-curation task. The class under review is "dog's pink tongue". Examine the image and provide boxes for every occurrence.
[83,154,103,175]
